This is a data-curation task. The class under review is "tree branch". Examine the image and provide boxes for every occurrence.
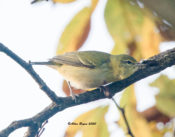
[0,43,63,104]
[0,43,175,136]
[31,0,49,4]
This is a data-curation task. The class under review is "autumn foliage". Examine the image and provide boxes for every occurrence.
[33,0,175,136]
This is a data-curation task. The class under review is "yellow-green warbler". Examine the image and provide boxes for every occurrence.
[31,51,139,99]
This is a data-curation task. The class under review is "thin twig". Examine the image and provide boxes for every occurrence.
[31,0,49,4]
[36,120,48,137]
[112,97,134,137]
[0,43,62,104]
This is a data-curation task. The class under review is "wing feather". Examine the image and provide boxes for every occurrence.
[50,51,110,68]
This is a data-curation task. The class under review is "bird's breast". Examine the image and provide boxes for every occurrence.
[57,64,116,90]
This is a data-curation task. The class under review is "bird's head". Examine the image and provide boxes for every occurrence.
[115,54,139,79]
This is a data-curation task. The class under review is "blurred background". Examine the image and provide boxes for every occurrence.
[0,0,175,137]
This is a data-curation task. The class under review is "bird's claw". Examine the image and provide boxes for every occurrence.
[71,93,79,103]
[99,86,112,98]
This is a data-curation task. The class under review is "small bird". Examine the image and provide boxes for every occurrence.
[31,51,139,99]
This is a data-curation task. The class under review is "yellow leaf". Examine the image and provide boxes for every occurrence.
[119,86,166,137]
[148,121,173,137]
[104,0,161,59]
[65,106,110,137]
[56,7,91,54]
[56,0,99,54]
[120,86,152,137]
[53,0,75,3]
[105,0,135,54]
[137,16,161,59]
[62,80,85,96]
[150,75,175,117]
[91,0,99,11]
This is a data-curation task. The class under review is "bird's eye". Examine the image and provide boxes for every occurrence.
[126,60,132,64]
[122,60,133,64]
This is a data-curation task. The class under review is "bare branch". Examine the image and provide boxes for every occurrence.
[24,124,39,137]
[31,0,49,4]
[0,119,33,136]
[0,43,63,104]
[0,43,175,136]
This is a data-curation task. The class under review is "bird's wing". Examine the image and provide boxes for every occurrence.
[50,51,110,68]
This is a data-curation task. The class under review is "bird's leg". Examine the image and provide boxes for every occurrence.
[67,81,75,99]
[67,81,78,101]
[99,85,112,98]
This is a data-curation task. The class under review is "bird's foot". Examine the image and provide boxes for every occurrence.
[99,86,112,98]
[70,92,79,103]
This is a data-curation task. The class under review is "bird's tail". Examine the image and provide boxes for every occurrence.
[30,61,53,65]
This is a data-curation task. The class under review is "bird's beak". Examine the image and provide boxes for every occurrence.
[135,62,141,66]
[135,62,142,69]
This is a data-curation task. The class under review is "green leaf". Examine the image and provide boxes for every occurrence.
[104,0,161,60]
[56,0,99,54]
[56,7,91,54]
[120,86,152,137]
[150,75,175,117]
[119,86,169,137]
